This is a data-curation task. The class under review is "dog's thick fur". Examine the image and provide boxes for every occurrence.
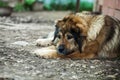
[34,12,120,59]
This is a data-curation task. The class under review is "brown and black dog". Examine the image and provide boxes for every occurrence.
[34,12,120,59]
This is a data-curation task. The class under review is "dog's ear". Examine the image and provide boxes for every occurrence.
[52,25,59,43]
[70,27,85,53]
[77,36,86,53]
[76,23,87,36]
[52,19,62,43]
[54,19,62,25]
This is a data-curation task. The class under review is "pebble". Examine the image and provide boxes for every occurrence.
[81,64,87,68]
[44,72,55,78]
[70,75,78,80]
[94,70,104,75]
[11,41,29,46]
[90,66,95,69]
[106,75,116,78]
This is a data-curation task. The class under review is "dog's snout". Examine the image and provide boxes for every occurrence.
[58,44,65,53]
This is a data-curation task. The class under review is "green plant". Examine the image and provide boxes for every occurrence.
[14,3,25,12]
[0,0,8,7]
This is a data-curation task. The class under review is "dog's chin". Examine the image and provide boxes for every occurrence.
[57,49,74,55]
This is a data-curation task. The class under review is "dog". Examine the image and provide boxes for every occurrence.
[33,12,120,59]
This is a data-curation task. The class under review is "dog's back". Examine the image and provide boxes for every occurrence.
[98,16,120,58]
[69,13,120,58]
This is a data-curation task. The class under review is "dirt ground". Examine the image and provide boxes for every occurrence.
[0,11,120,80]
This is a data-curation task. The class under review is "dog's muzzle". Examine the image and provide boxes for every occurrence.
[57,44,65,54]
[57,44,73,55]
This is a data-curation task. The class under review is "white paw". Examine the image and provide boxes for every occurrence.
[35,38,52,47]
[33,47,57,58]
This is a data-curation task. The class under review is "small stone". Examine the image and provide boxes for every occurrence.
[70,75,78,80]
[44,72,55,78]
[81,64,87,68]
[106,75,116,79]
[94,70,103,75]
[90,66,95,69]
[11,41,29,46]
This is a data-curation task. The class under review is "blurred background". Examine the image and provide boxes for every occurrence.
[0,0,120,19]
[0,0,94,12]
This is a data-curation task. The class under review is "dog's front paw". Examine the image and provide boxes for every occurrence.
[33,48,57,58]
[35,38,52,47]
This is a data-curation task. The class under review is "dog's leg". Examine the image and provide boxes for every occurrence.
[35,38,53,47]
[35,32,54,47]
[66,51,97,59]
[33,46,64,58]
[33,48,96,59]
[66,40,99,59]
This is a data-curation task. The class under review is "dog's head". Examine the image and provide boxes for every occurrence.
[52,14,88,55]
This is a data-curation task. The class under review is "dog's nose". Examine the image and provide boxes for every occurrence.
[58,44,65,53]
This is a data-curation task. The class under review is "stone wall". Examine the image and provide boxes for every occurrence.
[99,0,120,20]
[102,0,120,20]
[93,0,120,20]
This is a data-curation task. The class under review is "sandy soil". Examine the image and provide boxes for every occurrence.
[0,11,120,80]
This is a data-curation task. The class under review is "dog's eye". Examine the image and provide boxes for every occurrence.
[57,35,61,39]
[67,35,73,40]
